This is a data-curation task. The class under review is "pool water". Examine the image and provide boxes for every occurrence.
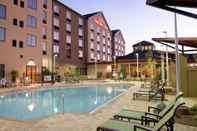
[0,85,128,120]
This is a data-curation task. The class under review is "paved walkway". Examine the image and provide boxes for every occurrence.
[0,81,196,131]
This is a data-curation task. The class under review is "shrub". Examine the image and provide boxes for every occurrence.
[191,104,197,112]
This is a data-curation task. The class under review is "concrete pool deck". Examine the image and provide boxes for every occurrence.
[0,81,196,131]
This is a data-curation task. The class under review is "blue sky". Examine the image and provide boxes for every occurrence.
[59,0,197,54]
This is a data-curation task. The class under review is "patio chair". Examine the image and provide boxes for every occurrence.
[133,82,165,101]
[97,97,185,131]
[114,92,183,124]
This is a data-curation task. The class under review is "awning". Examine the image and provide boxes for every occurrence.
[152,37,197,48]
[146,0,197,19]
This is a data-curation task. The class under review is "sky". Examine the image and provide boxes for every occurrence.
[59,0,197,54]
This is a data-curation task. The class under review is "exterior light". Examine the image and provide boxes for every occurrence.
[54,107,58,113]
[27,60,36,66]
[94,100,97,105]
[107,65,112,72]
[28,103,35,112]
[25,93,29,97]
[107,87,112,94]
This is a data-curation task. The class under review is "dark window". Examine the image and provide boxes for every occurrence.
[13,18,18,26]
[20,55,23,58]
[19,21,24,28]
[0,64,5,79]
[0,4,6,19]
[43,0,47,8]
[19,41,23,48]
[20,1,24,8]
[12,40,17,47]
[13,0,18,5]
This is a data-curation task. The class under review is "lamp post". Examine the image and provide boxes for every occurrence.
[53,54,58,82]
[112,56,116,78]
[94,56,97,79]
[136,53,139,79]
[162,31,170,86]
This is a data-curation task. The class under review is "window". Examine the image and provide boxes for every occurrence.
[66,35,71,43]
[97,54,100,60]
[78,28,83,36]
[53,45,59,53]
[19,41,23,48]
[42,11,47,23]
[97,44,100,51]
[20,1,24,8]
[103,47,106,53]
[90,52,94,59]
[27,15,36,28]
[0,4,6,19]
[97,36,100,42]
[53,17,59,27]
[0,27,5,41]
[90,42,94,49]
[66,22,71,32]
[27,34,36,47]
[19,21,24,28]
[53,4,59,14]
[42,27,47,37]
[78,17,83,25]
[12,40,17,47]
[78,39,83,47]
[53,31,59,40]
[42,42,47,54]
[28,0,37,10]
[78,50,83,58]
[43,0,48,5]
[0,64,5,79]
[90,33,94,40]
[13,0,18,5]
[103,55,106,61]
[13,18,18,26]
[66,11,71,20]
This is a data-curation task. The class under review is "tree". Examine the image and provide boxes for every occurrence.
[144,51,156,79]
[11,70,19,83]
[119,64,126,80]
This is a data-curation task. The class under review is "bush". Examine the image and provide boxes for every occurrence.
[11,70,19,83]
[97,72,103,79]
[191,104,197,112]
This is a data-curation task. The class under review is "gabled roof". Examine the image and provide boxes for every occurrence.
[83,11,111,31]
[111,29,120,36]
[83,12,101,18]
[133,41,155,47]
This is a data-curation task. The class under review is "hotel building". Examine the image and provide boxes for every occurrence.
[0,0,53,82]
[52,0,86,74]
[84,12,112,64]
[111,30,125,58]
[0,0,125,81]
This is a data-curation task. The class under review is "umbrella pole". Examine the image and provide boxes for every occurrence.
[174,12,180,95]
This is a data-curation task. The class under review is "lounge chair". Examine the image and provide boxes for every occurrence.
[114,92,183,124]
[133,82,165,101]
[97,97,185,131]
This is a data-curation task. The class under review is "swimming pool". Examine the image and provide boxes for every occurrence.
[0,85,128,120]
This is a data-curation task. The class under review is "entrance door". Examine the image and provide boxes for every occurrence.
[26,66,36,83]
[0,64,5,79]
